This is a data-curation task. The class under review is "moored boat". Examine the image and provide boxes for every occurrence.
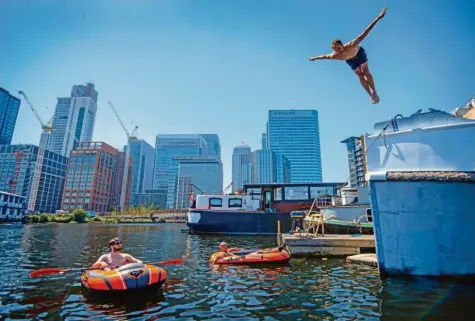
[187,182,344,235]
[322,219,373,235]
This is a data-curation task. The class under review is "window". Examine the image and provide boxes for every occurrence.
[284,186,309,200]
[274,187,282,201]
[228,198,242,208]
[209,198,222,207]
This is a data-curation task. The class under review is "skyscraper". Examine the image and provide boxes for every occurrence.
[0,87,21,145]
[267,110,322,183]
[0,144,68,213]
[251,149,276,184]
[175,156,223,208]
[200,134,221,160]
[231,142,251,193]
[127,139,155,206]
[341,136,367,187]
[47,82,98,157]
[153,134,221,208]
[261,133,268,150]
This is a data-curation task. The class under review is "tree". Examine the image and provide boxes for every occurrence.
[72,208,87,223]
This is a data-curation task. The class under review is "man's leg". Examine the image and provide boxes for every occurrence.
[360,62,379,103]
[355,67,374,101]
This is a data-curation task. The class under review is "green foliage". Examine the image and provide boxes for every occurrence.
[72,209,87,223]
[39,214,49,223]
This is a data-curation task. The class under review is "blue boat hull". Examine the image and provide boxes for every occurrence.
[369,180,475,278]
[187,210,293,235]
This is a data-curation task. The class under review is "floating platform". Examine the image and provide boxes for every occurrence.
[281,233,375,257]
[346,253,378,267]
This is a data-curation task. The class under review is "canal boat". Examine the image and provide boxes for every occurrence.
[187,182,344,235]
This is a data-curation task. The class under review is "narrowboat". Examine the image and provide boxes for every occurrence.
[186,182,344,235]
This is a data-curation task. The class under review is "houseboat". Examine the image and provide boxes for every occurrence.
[311,186,374,235]
[365,102,475,278]
[187,182,344,235]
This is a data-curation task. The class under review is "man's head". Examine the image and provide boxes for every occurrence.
[108,237,123,252]
[219,242,228,252]
[331,39,344,52]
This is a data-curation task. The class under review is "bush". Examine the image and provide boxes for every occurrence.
[103,217,118,224]
[39,214,49,223]
[53,214,73,223]
[72,209,87,223]
[28,215,39,223]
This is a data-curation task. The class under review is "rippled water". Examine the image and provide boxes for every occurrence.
[0,223,473,320]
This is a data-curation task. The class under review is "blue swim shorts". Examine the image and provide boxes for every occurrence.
[345,47,368,70]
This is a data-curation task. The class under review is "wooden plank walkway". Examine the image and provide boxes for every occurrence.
[281,233,375,257]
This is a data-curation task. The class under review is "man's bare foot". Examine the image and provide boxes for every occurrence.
[372,92,380,104]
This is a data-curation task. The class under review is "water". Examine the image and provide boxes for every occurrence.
[0,224,473,321]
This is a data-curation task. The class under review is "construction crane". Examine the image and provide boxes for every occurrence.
[223,181,232,194]
[108,101,138,212]
[18,90,54,212]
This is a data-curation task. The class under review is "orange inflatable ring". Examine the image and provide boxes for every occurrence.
[81,263,167,292]
[209,247,290,265]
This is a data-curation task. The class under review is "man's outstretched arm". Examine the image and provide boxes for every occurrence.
[309,52,336,61]
[349,7,387,46]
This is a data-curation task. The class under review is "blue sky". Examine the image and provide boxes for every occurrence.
[1,0,474,185]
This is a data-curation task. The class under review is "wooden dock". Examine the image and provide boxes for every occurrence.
[281,233,375,257]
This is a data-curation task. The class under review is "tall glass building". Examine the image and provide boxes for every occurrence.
[251,149,276,184]
[47,83,98,157]
[200,134,221,161]
[0,144,68,213]
[231,142,252,193]
[126,139,155,206]
[341,136,367,187]
[0,87,21,145]
[267,110,322,183]
[153,134,221,209]
[175,156,223,208]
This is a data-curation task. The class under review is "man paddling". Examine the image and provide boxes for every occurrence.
[92,237,142,271]
[309,7,387,104]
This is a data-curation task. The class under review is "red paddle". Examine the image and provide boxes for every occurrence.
[30,258,185,278]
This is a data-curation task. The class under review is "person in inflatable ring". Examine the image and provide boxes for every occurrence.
[91,237,142,271]
[212,242,238,263]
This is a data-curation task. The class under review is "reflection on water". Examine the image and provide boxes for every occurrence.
[0,223,473,320]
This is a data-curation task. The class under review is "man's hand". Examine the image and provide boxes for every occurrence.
[309,56,318,61]
[378,7,387,20]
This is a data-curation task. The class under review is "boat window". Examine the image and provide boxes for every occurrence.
[284,186,309,200]
[274,187,282,201]
[310,186,335,199]
[209,198,222,207]
[247,188,261,200]
[228,198,242,208]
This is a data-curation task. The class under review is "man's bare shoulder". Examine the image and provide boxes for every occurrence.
[96,254,109,262]
[344,40,360,50]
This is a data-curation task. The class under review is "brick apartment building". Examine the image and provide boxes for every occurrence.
[61,142,131,212]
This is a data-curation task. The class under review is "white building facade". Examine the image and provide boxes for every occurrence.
[47,83,98,157]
